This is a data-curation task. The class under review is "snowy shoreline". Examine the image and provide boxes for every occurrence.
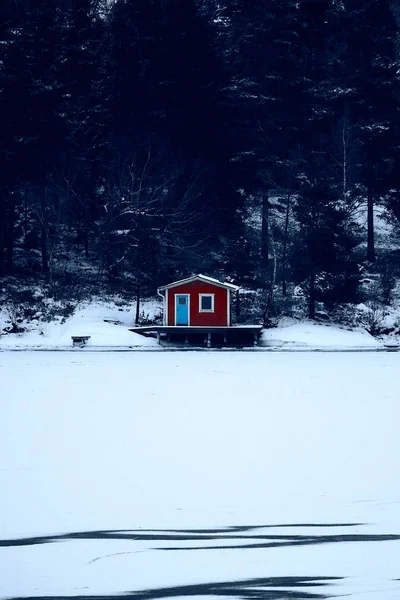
[0,346,397,352]
[2,299,396,352]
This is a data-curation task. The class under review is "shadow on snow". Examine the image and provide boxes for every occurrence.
[10,576,342,600]
[3,523,400,551]
[5,524,400,600]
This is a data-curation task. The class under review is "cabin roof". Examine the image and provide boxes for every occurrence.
[158,274,239,292]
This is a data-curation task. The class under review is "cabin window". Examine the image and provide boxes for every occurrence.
[199,294,214,312]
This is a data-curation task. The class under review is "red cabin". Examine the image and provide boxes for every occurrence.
[157,274,239,327]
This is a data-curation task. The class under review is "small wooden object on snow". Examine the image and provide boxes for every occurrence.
[71,335,91,347]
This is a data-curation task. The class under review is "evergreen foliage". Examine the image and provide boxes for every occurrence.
[1,0,399,316]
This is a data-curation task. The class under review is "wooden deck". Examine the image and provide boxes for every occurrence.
[129,325,263,347]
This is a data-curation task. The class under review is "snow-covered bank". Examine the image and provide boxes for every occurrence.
[261,321,381,350]
[0,300,388,351]
[1,351,400,599]
[0,300,159,350]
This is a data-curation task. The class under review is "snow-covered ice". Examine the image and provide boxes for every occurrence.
[1,351,400,599]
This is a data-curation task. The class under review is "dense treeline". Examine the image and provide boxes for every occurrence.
[1,0,399,319]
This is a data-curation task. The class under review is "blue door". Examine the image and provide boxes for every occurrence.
[176,295,189,325]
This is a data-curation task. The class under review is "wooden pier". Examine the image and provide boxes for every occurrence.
[129,325,263,348]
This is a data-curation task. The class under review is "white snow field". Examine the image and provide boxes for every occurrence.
[1,351,400,600]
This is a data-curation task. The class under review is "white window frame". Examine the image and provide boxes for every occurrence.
[199,293,215,313]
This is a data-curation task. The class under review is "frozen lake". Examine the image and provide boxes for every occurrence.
[1,351,400,599]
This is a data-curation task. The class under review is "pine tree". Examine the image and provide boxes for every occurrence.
[57,0,108,258]
[105,0,227,275]
[0,0,72,272]
[342,0,399,262]
[292,163,361,318]
[291,1,362,317]
[221,0,307,278]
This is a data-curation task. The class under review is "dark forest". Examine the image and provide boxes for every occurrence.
[1,0,400,323]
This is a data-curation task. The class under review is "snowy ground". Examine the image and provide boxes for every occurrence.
[1,351,400,599]
[260,320,381,350]
[0,300,160,350]
[0,299,387,350]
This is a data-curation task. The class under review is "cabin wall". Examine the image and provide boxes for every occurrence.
[166,281,229,326]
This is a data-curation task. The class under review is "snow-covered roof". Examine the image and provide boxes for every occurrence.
[158,274,240,292]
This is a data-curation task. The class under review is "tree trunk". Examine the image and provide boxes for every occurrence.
[0,238,4,275]
[341,109,349,204]
[0,196,5,275]
[0,191,16,273]
[84,228,89,258]
[5,199,15,271]
[135,287,140,325]
[281,191,291,297]
[263,230,277,326]
[6,229,14,271]
[24,190,29,249]
[235,289,240,320]
[308,273,316,319]
[261,188,269,269]
[367,175,375,262]
[40,191,49,273]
